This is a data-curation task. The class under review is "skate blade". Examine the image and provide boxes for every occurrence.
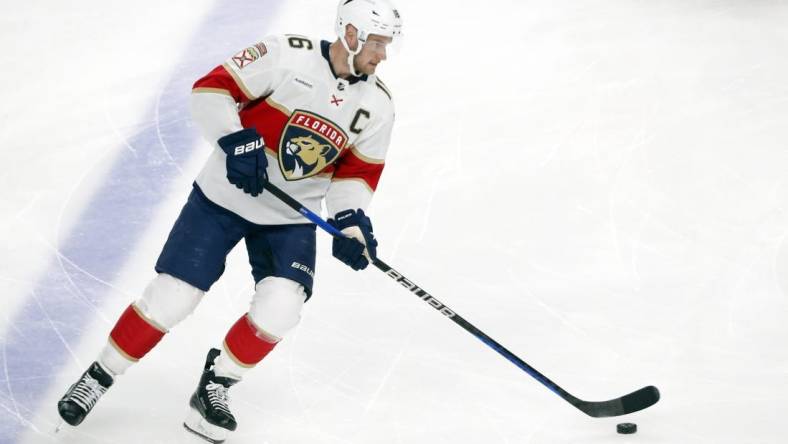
[54,420,66,434]
[183,408,228,444]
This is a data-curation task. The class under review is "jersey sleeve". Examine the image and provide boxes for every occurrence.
[325,97,395,217]
[190,36,288,145]
[192,36,286,103]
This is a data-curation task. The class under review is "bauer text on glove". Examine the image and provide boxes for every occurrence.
[328,209,378,271]
[217,128,268,197]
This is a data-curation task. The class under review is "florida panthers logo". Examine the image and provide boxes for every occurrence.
[279,110,348,180]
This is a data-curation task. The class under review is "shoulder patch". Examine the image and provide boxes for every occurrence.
[231,42,268,69]
[375,78,392,100]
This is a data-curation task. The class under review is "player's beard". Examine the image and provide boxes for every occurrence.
[353,57,378,76]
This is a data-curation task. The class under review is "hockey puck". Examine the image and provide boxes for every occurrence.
[617,423,637,434]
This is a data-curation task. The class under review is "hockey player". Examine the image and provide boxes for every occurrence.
[56,1,402,442]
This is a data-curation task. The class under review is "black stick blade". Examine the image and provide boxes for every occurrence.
[573,385,660,418]
[261,182,663,421]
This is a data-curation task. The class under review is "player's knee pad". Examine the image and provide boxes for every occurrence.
[248,277,307,340]
[135,273,204,331]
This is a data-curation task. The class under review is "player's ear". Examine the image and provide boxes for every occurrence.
[344,24,359,52]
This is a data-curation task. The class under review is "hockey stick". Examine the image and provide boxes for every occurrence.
[262,181,660,417]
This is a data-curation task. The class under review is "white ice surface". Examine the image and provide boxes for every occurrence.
[2,1,788,443]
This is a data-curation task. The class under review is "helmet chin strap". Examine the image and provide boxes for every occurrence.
[340,34,363,77]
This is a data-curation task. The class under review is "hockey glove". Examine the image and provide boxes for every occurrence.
[217,128,268,197]
[328,209,378,271]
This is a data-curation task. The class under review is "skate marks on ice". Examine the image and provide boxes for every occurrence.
[3,0,788,443]
[0,1,286,443]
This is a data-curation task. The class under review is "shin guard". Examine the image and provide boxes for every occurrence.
[109,304,166,361]
[223,314,278,367]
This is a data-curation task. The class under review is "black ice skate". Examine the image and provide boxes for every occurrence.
[57,362,114,426]
[183,348,239,443]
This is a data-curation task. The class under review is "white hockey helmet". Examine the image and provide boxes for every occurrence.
[335,0,402,74]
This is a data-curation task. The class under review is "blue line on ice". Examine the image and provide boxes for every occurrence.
[0,2,283,442]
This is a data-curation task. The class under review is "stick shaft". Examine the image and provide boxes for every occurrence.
[263,182,570,397]
[370,257,571,399]
[261,181,659,417]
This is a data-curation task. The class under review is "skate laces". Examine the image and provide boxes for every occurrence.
[205,382,232,415]
[68,374,108,412]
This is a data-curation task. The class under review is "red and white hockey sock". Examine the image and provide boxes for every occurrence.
[215,314,279,380]
[100,304,166,375]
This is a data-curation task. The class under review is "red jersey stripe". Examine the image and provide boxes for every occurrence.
[239,97,290,153]
[332,148,385,191]
[193,65,251,103]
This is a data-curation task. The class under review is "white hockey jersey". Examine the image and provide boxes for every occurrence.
[190,34,395,225]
